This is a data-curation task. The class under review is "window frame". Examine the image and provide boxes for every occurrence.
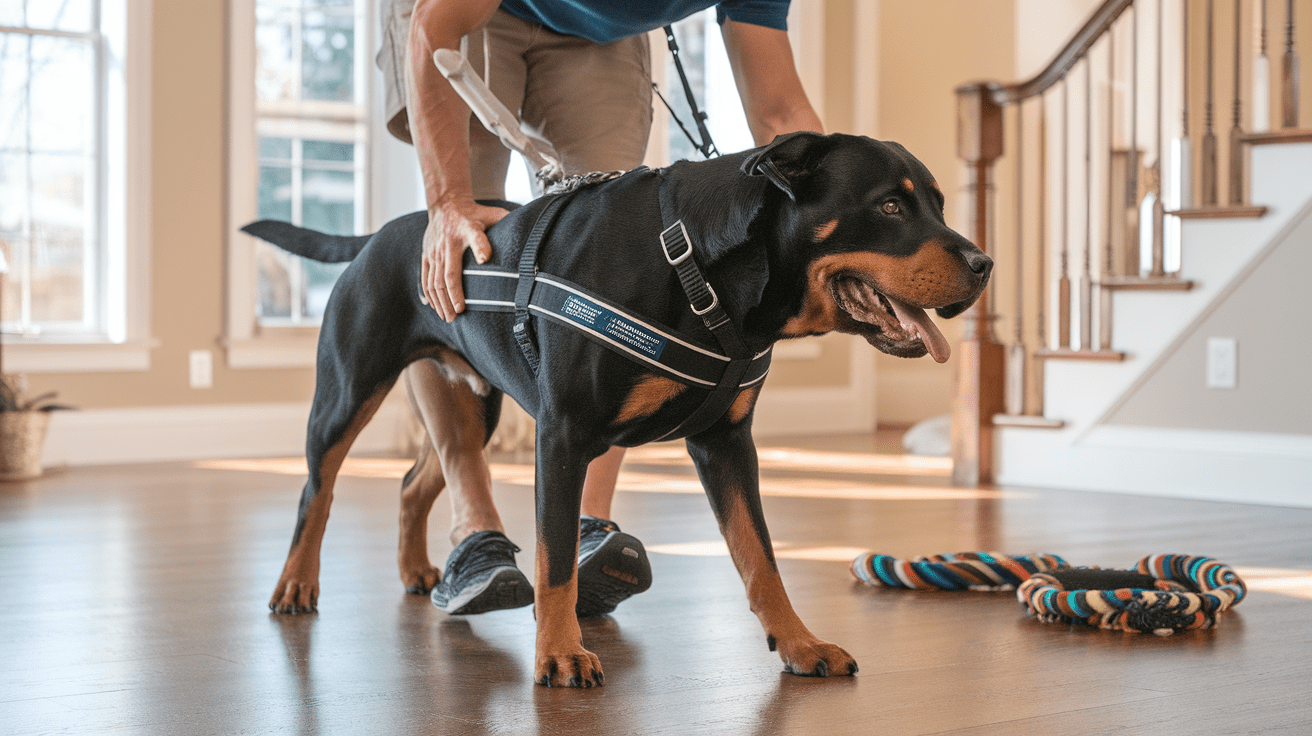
[1,0,154,373]
[226,0,380,368]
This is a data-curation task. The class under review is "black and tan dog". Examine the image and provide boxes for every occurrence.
[247,132,990,687]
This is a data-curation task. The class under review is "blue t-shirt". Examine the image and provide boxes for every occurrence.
[498,0,789,45]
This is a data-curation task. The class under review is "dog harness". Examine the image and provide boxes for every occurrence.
[461,187,772,438]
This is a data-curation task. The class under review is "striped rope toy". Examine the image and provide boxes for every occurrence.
[851,552,1246,635]
[1017,554,1247,635]
[850,552,1069,591]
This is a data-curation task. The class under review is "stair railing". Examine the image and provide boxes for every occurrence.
[952,0,1306,485]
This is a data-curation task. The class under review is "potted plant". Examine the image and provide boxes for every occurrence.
[0,247,71,480]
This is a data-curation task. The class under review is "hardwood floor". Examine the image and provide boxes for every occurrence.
[2,433,1310,735]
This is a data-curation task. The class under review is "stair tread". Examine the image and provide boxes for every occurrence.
[1167,205,1268,219]
[1101,276,1196,291]
[992,414,1066,429]
[1034,348,1127,361]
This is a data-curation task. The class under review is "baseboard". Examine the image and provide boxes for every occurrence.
[40,398,409,467]
[997,424,1312,508]
[37,377,874,467]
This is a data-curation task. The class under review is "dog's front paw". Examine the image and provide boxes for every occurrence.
[535,648,604,688]
[401,564,441,595]
[269,578,319,614]
[770,635,858,677]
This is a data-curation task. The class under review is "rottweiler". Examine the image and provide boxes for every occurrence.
[246,131,991,687]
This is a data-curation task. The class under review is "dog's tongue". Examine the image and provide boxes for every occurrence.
[886,296,951,363]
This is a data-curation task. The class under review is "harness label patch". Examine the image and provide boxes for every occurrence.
[561,295,667,360]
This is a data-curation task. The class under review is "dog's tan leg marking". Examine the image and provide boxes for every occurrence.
[271,383,393,613]
[403,356,502,547]
[719,491,857,677]
[533,541,604,687]
[614,374,689,425]
[727,386,762,424]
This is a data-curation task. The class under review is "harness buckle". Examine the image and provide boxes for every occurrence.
[690,285,718,316]
[660,221,693,266]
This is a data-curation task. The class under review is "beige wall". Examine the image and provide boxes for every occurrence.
[869,0,1017,425]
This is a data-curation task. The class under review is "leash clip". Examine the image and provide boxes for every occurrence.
[660,221,694,266]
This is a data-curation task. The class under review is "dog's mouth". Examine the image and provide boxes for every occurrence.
[833,276,951,363]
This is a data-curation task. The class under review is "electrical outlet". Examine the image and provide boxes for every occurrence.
[1206,337,1237,389]
[189,349,213,389]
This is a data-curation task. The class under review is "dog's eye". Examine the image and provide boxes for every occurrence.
[881,200,901,215]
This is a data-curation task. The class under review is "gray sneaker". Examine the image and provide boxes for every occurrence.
[430,531,534,615]
[576,516,652,618]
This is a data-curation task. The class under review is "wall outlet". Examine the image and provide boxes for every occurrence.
[189,349,213,389]
[1206,337,1237,389]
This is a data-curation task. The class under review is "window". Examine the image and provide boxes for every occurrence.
[252,0,366,325]
[1,0,148,368]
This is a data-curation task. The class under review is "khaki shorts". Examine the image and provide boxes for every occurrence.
[377,3,653,200]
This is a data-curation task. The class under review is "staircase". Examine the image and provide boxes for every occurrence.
[951,0,1312,506]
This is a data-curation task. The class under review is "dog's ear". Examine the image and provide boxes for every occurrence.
[740,131,826,201]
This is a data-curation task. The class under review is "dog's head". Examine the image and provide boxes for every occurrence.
[742,132,990,363]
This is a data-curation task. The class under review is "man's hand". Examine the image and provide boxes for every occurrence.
[422,199,508,322]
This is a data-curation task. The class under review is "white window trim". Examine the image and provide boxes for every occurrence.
[4,0,155,373]
[226,0,399,369]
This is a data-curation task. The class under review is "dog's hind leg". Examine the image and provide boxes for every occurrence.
[396,438,445,594]
[270,376,397,614]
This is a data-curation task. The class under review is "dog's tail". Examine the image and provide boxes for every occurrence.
[241,220,371,263]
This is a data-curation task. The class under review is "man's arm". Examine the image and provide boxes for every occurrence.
[408,0,503,321]
[720,20,823,145]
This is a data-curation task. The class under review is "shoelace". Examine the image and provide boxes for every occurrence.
[448,532,522,582]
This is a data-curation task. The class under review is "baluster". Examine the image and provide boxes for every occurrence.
[1102,31,1115,352]
[1174,0,1195,217]
[1059,79,1072,349]
[1006,103,1026,416]
[1127,5,1142,278]
[1231,0,1246,205]
[1154,0,1168,278]
[1082,58,1093,351]
[1034,95,1049,415]
[1254,0,1271,131]
[1202,0,1219,206]
[1282,0,1299,127]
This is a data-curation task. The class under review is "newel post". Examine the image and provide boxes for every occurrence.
[952,83,1006,486]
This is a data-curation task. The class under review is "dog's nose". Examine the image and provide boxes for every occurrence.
[964,249,992,278]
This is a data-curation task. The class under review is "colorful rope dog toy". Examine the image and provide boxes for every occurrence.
[851,552,1247,635]
[851,552,1069,591]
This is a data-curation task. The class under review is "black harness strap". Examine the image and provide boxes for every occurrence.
[513,192,572,374]
[656,183,758,439]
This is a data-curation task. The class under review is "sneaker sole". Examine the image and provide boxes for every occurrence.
[432,566,534,615]
[576,532,652,618]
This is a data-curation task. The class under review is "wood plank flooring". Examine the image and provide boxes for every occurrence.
[2,433,1310,735]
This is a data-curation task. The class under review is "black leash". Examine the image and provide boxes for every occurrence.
[654,25,719,159]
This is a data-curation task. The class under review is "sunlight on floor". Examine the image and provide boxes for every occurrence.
[647,540,870,561]
[195,449,1019,503]
[1234,567,1312,601]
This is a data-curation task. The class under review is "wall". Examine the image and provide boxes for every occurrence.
[870,0,1018,425]
[1105,197,1312,433]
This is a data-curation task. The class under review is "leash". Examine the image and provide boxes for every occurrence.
[653,25,719,159]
